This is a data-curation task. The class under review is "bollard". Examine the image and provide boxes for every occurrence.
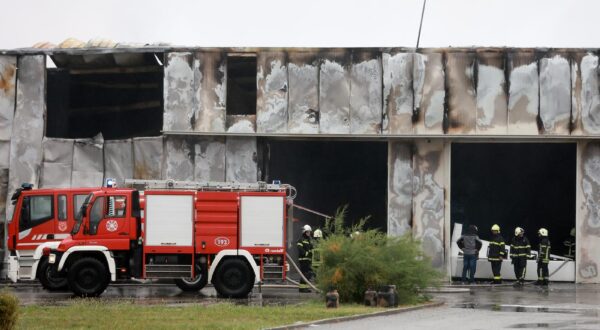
[364,288,378,306]
[326,289,339,308]
[377,285,399,308]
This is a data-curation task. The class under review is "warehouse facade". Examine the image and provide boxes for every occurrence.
[0,42,598,282]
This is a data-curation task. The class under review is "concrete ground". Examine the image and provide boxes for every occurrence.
[315,283,600,330]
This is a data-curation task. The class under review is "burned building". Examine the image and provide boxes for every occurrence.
[1,40,599,282]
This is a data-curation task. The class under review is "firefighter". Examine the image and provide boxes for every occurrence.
[312,229,323,272]
[297,224,313,292]
[487,224,506,284]
[536,228,551,286]
[457,225,482,284]
[563,227,575,259]
[510,227,531,287]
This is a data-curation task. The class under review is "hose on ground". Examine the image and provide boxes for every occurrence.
[285,252,321,293]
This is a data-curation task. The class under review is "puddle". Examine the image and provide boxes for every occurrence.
[454,303,577,314]
[509,320,600,328]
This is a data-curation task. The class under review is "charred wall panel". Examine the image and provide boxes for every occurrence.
[579,53,600,135]
[319,51,351,134]
[382,52,414,134]
[194,137,225,181]
[413,140,445,268]
[388,142,413,236]
[288,53,319,133]
[7,55,46,218]
[71,136,104,187]
[225,137,257,183]
[571,52,584,135]
[350,51,383,134]
[413,52,445,134]
[164,136,195,181]
[0,56,17,168]
[539,53,571,135]
[508,51,539,135]
[193,51,227,132]
[446,51,477,134]
[256,52,288,133]
[0,169,7,239]
[133,137,163,179]
[226,115,256,133]
[163,52,194,131]
[476,50,508,134]
[40,138,74,188]
[577,142,600,283]
[104,139,133,184]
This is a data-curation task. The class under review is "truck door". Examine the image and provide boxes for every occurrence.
[87,194,130,250]
[17,194,55,246]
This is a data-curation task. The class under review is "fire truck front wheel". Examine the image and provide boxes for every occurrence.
[67,257,109,297]
[38,258,68,291]
[213,258,255,298]
[174,264,208,292]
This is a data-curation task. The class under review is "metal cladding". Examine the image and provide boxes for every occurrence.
[7,55,45,218]
[579,53,600,135]
[476,50,507,134]
[508,51,539,135]
[163,52,194,131]
[383,52,413,134]
[578,142,600,282]
[446,51,477,134]
[226,115,256,133]
[412,140,445,269]
[0,56,16,169]
[257,52,288,133]
[104,139,134,185]
[571,52,585,135]
[414,51,445,135]
[319,50,351,134]
[71,135,104,187]
[225,137,257,183]
[165,136,195,181]
[193,51,227,132]
[40,138,74,188]
[133,137,164,180]
[539,52,571,135]
[288,52,319,133]
[350,51,383,134]
[387,142,413,237]
[194,137,225,181]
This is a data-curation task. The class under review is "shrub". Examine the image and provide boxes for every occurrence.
[0,291,18,330]
[316,207,442,304]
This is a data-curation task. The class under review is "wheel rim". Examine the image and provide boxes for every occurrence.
[223,267,244,288]
[78,268,100,290]
[181,265,203,285]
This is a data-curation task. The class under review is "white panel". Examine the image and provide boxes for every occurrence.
[145,194,193,246]
[240,196,284,247]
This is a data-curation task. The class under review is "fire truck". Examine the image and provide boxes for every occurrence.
[6,184,100,290]
[48,179,295,298]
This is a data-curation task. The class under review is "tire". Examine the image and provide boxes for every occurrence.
[212,258,255,298]
[174,264,208,292]
[67,257,109,297]
[38,258,68,291]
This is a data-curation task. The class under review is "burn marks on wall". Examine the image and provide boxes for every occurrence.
[476,50,507,134]
[257,52,288,133]
[578,142,600,282]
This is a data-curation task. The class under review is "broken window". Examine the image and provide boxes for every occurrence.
[226,55,257,116]
[46,53,163,140]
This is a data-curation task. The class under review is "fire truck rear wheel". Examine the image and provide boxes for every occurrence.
[38,257,68,291]
[67,257,109,297]
[174,264,208,291]
[213,258,255,298]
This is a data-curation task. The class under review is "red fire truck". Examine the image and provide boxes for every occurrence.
[48,179,295,298]
[6,184,99,290]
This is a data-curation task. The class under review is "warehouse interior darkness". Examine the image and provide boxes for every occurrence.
[451,143,576,255]
[262,140,388,237]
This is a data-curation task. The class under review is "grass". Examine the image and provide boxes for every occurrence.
[17,299,381,330]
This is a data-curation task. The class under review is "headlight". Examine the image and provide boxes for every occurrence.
[48,254,56,264]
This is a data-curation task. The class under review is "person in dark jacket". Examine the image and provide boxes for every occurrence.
[457,225,483,284]
[297,224,313,292]
[487,224,506,284]
[511,227,531,286]
[536,228,551,286]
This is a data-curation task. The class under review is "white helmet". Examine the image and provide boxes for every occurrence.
[538,228,548,237]
[313,229,323,238]
[302,224,312,233]
[514,227,524,236]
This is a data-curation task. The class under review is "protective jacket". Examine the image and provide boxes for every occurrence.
[538,237,550,264]
[510,236,531,260]
[297,235,313,262]
[488,233,506,261]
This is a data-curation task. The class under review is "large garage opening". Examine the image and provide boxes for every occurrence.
[451,143,576,254]
[262,140,388,234]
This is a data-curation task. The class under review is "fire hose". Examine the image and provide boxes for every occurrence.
[285,252,321,293]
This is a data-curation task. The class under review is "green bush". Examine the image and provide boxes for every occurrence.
[316,206,442,304]
[0,291,18,330]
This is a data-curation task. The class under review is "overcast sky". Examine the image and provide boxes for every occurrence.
[1,0,597,49]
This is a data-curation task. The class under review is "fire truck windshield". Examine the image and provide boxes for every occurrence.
[71,193,92,235]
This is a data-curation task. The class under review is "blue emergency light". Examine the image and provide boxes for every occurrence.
[105,178,117,188]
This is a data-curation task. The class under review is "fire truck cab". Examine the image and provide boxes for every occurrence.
[50,180,293,298]
[6,184,99,290]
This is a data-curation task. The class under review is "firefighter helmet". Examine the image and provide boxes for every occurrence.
[313,229,323,238]
[514,227,524,236]
[302,224,312,233]
[491,224,500,232]
[538,228,548,237]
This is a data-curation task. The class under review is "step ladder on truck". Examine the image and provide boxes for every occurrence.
[47,179,297,297]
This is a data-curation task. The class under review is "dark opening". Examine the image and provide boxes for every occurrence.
[46,54,163,139]
[451,143,576,254]
[226,56,256,115]
[263,139,388,233]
